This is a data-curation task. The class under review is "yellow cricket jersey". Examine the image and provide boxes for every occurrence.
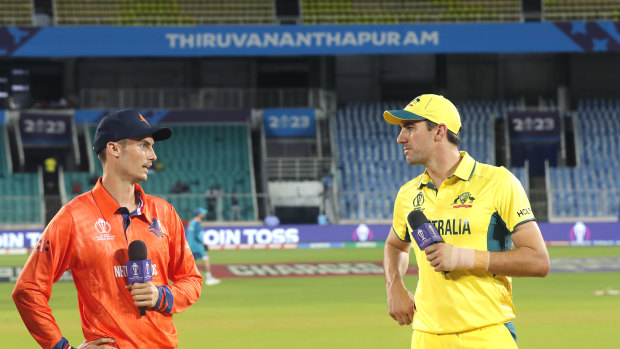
[392,151,535,334]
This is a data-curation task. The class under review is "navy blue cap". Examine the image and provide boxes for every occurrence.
[93,110,172,153]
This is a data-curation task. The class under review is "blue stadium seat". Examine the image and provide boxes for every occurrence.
[334,100,520,220]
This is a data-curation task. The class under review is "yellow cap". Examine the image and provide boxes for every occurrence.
[383,94,461,135]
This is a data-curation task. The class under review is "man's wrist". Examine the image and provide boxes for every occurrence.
[53,337,75,349]
[473,249,490,271]
[450,246,490,271]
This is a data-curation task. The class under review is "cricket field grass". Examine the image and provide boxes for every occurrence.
[1,246,619,348]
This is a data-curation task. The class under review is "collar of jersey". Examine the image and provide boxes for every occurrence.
[416,151,476,189]
[92,178,151,222]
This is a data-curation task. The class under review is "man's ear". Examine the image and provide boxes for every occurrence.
[434,124,447,141]
[107,141,122,158]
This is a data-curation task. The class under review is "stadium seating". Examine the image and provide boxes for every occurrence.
[64,123,256,221]
[543,0,620,21]
[0,127,9,176]
[508,165,529,195]
[0,173,42,224]
[54,0,275,26]
[0,0,34,26]
[301,0,523,24]
[333,100,521,220]
[0,126,42,224]
[546,99,620,219]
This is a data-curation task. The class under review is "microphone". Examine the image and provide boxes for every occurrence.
[407,210,443,250]
[127,240,152,317]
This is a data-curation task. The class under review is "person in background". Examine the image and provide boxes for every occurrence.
[186,207,221,286]
[71,181,82,195]
[205,185,217,221]
[230,188,241,221]
[264,210,280,227]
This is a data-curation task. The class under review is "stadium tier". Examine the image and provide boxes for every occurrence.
[54,0,275,26]
[64,123,256,221]
[0,126,41,224]
[546,99,620,220]
[301,0,523,24]
[333,100,522,220]
[0,173,41,224]
[0,0,34,26]
[542,0,620,21]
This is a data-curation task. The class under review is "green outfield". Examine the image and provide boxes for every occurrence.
[2,246,620,348]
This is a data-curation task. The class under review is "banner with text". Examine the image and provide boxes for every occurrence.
[2,22,620,57]
[2,221,619,250]
[263,108,316,138]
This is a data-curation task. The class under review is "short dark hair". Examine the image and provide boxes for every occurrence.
[425,120,461,147]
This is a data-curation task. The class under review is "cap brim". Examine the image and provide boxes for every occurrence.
[383,110,427,125]
[151,127,172,141]
[132,127,171,142]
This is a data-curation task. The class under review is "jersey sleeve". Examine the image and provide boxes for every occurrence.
[495,168,536,233]
[12,207,76,348]
[166,204,203,313]
[391,186,411,242]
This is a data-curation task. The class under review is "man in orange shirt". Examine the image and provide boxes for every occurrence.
[13,110,203,348]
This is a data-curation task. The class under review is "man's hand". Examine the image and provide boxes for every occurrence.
[386,285,416,326]
[76,338,116,348]
[125,282,159,308]
[424,243,454,272]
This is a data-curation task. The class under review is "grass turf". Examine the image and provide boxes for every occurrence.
[1,246,619,348]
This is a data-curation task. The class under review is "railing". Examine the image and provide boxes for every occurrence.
[80,88,334,110]
[267,157,333,180]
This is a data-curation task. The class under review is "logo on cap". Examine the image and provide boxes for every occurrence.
[139,113,150,126]
[408,97,422,107]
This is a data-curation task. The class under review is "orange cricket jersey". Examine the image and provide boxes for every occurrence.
[13,179,203,348]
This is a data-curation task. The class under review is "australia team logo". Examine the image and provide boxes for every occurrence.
[452,192,475,208]
[94,218,115,241]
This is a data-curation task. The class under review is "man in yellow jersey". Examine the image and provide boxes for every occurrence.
[382,94,550,349]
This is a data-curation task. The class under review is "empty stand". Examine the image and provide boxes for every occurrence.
[0,0,34,26]
[333,100,517,220]
[546,99,620,220]
[302,0,523,24]
[65,123,256,221]
[0,173,42,224]
[54,0,275,26]
[543,0,620,21]
[0,126,43,224]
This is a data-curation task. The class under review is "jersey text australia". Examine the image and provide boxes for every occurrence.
[392,152,535,334]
